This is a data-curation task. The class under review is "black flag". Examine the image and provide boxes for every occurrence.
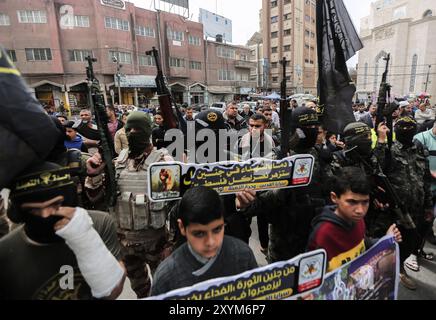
[0,46,60,189]
[317,0,363,134]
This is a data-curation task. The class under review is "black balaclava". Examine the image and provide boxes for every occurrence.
[395,116,418,147]
[343,122,373,158]
[289,107,320,151]
[125,112,153,158]
[9,162,77,244]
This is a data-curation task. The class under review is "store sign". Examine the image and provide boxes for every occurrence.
[101,0,126,10]
[116,75,156,88]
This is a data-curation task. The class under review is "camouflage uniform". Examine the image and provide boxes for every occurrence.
[373,140,432,251]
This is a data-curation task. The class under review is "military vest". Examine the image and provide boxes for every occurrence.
[113,149,168,232]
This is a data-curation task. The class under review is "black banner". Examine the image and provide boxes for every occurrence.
[316,0,363,134]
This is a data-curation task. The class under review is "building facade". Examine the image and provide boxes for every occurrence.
[206,39,257,104]
[247,32,265,93]
[0,0,254,110]
[261,0,317,95]
[357,0,436,99]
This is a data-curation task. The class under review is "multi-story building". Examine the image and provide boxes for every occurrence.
[0,0,255,110]
[357,0,436,99]
[261,0,317,95]
[247,32,264,93]
[206,38,257,103]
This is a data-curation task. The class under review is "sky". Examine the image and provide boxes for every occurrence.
[129,0,375,65]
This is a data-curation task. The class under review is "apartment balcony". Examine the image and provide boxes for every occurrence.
[234,60,256,69]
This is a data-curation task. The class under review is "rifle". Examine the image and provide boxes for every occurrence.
[146,47,186,132]
[85,56,117,207]
[279,57,291,159]
[348,147,417,231]
[375,54,397,150]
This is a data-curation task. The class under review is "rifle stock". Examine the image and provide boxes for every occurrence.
[85,56,117,207]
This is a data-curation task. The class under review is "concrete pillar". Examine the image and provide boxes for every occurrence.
[134,88,139,107]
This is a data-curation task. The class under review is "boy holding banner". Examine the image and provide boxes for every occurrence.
[307,167,402,273]
[151,187,258,296]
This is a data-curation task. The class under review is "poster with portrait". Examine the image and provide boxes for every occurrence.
[147,155,314,202]
[292,236,400,300]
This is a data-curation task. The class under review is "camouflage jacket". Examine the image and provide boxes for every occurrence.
[374,141,432,211]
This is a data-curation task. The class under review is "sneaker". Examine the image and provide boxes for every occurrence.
[400,273,417,291]
[404,254,420,272]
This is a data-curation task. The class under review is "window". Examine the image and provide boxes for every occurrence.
[271,31,278,38]
[409,54,418,93]
[136,25,155,37]
[169,57,185,68]
[272,77,278,82]
[284,0,291,4]
[284,13,291,20]
[188,35,201,46]
[105,17,129,31]
[69,50,92,62]
[189,61,202,70]
[271,16,278,23]
[139,55,156,66]
[271,62,278,69]
[25,48,52,61]
[284,45,291,52]
[74,15,90,28]
[240,54,248,61]
[237,73,249,81]
[271,1,278,8]
[7,50,16,62]
[109,51,132,64]
[0,13,10,26]
[271,47,278,54]
[219,70,235,81]
[167,29,184,41]
[17,10,47,23]
[284,29,291,36]
[217,46,235,59]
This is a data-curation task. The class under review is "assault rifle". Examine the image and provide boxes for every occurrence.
[279,57,292,159]
[85,56,117,207]
[146,47,186,133]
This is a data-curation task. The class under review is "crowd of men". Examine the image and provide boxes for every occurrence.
[1,91,435,299]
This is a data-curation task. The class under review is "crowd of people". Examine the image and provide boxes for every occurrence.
[0,91,435,300]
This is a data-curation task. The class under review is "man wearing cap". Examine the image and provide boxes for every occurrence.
[86,111,173,298]
[0,162,126,300]
[64,121,88,153]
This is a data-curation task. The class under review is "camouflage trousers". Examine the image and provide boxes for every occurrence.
[119,228,172,299]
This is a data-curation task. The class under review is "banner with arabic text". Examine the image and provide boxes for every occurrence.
[147,155,314,202]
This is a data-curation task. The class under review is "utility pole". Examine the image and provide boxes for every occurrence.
[425,64,432,92]
[113,54,123,105]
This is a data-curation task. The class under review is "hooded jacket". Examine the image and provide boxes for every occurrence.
[307,206,366,272]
